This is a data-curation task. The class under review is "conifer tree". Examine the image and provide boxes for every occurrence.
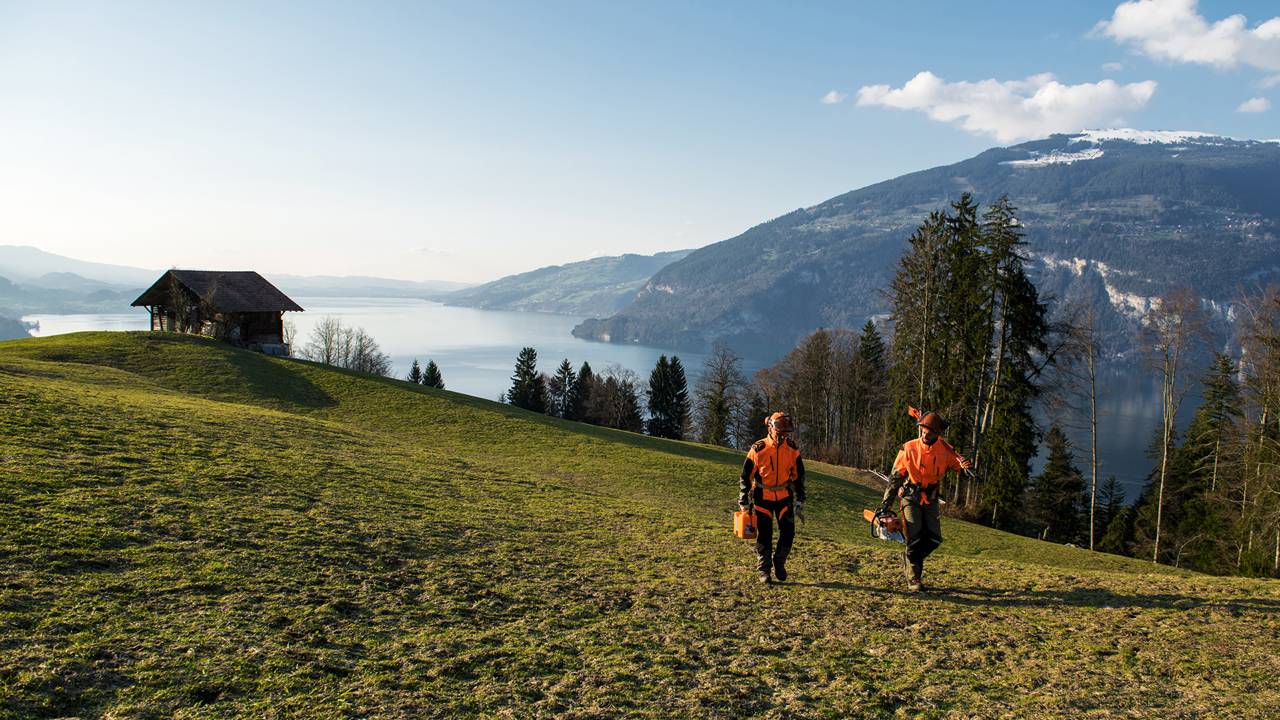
[422,360,445,389]
[1097,475,1125,542]
[1028,425,1088,543]
[647,355,689,439]
[646,355,672,437]
[1187,353,1242,493]
[548,359,576,418]
[886,194,1047,527]
[971,196,1046,527]
[668,356,690,439]
[507,347,547,413]
[854,320,890,468]
[737,389,771,450]
[566,361,595,423]
[1099,504,1136,556]
[407,358,423,384]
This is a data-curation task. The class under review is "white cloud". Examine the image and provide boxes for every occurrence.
[1097,0,1280,72]
[820,90,847,105]
[1237,96,1271,112]
[1103,61,1125,71]
[855,71,1157,143]
[1260,74,1280,88]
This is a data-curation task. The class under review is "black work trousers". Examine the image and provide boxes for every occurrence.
[901,496,942,568]
[753,494,795,574]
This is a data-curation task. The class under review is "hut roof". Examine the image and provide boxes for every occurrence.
[132,270,304,313]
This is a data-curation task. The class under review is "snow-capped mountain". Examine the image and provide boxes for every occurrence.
[574,130,1280,360]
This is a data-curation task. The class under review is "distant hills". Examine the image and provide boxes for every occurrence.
[442,249,694,315]
[0,245,474,319]
[573,130,1280,360]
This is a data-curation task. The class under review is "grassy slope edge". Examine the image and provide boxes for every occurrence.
[1,332,1277,719]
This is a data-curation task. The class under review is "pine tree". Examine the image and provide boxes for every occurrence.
[1187,353,1242,493]
[886,195,1047,527]
[888,209,948,427]
[548,359,576,418]
[972,196,1046,528]
[737,389,770,450]
[1099,505,1136,556]
[407,359,423,384]
[646,356,675,438]
[645,355,691,440]
[854,320,890,468]
[1028,425,1088,543]
[1097,475,1125,542]
[422,360,444,389]
[668,356,690,440]
[507,347,547,413]
[567,361,595,423]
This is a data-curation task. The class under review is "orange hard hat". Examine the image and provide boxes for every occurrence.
[766,412,794,434]
[917,411,948,434]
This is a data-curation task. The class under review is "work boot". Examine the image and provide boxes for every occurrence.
[907,575,923,593]
[912,561,925,591]
[757,571,772,584]
[774,562,788,583]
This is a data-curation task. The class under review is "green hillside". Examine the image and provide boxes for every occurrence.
[2,333,1277,719]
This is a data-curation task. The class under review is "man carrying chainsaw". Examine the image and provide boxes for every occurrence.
[878,408,971,592]
[738,412,807,584]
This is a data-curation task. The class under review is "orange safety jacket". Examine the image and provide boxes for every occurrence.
[892,438,968,492]
[739,435,806,506]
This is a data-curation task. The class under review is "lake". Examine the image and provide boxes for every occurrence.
[22,297,753,403]
[21,298,1186,501]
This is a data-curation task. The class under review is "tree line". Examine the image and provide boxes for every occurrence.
[1094,289,1280,576]
[720,193,1279,578]
[490,193,1280,578]
[504,347,691,438]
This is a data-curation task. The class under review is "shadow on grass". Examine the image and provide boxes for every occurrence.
[794,580,1280,613]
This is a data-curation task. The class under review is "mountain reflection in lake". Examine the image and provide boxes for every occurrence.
[23,298,1184,501]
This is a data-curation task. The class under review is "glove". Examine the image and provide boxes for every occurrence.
[794,501,805,523]
[738,502,751,513]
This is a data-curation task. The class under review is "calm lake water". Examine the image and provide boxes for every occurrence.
[23,297,753,403]
[21,298,1188,501]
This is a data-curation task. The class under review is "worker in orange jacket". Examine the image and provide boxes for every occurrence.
[879,407,971,592]
[738,412,806,584]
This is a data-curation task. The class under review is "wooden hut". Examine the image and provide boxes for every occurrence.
[132,270,304,355]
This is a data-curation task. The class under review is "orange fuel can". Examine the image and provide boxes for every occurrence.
[734,508,758,540]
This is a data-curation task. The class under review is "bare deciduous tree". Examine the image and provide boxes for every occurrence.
[1140,288,1208,563]
[300,316,392,377]
[1049,299,1106,550]
[694,344,748,448]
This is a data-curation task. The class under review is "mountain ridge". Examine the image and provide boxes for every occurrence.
[0,246,475,314]
[443,249,695,315]
[573,130,1280,360]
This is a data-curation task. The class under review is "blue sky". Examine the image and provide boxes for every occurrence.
[1,0,1277,282]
